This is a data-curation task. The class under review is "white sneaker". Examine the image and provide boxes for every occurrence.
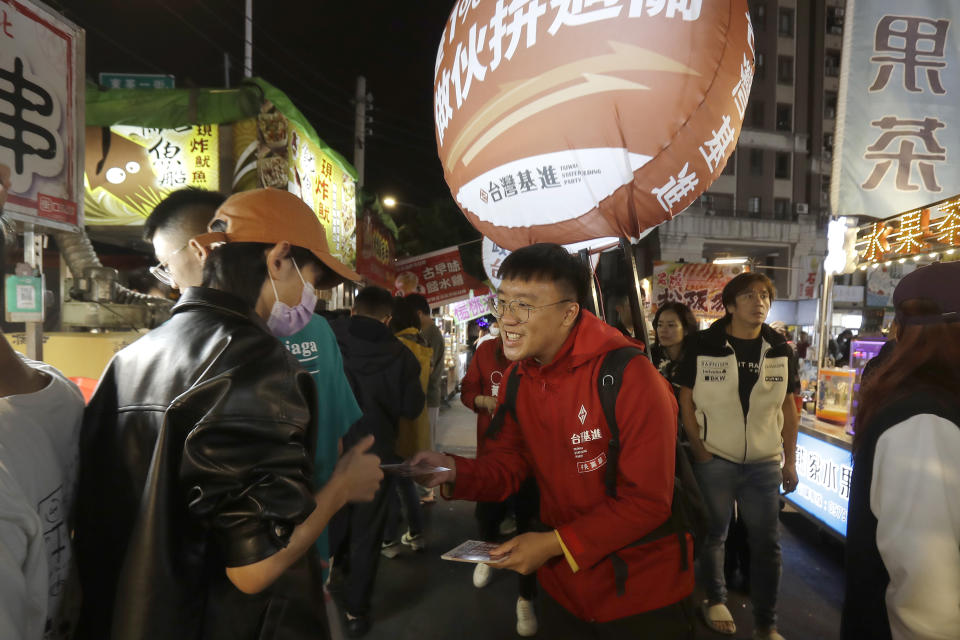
[499,515,518,535]
[516,597,537,636]
[472,562,492,588]
[401,530,425,551]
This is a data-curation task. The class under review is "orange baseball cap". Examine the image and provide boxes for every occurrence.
[190,187,360,287]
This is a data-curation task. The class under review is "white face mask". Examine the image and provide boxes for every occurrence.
[266,258,318,337]
[489,325,501,337]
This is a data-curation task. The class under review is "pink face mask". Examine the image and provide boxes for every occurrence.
[266,259,318,337]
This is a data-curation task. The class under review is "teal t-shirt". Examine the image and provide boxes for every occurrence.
[282,314,361,569]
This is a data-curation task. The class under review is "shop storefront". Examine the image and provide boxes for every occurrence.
[393,244,490,400]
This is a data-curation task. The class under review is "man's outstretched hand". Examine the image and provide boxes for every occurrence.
[408,450,457,487]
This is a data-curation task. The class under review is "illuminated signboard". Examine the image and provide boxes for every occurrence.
[783,431,851,538]
[855,193,960,264]
[84,125,220,225]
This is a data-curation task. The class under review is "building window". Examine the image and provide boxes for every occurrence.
[774,198,791,219]
[779,8,794,37]
[751,3,766,31]
[824,91,838,120]
[722,150,736,175]
[755,52,766,80]
[776,103,792,131]
[750,100,765,128]
[750,149,764,176]
[777,55,794,85]
[824,132,834,161]
[827,6,845,35]
[825,49,841,77]
[775,152,791,179]
[747,196,761,214]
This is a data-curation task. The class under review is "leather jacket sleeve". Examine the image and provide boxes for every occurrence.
[178,362,318,568]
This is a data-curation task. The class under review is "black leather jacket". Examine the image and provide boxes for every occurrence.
[74,287,324,640]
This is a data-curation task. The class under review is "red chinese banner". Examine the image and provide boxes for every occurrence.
[394,245,489,307]
[355,212,396,290]
[651,262,745,319]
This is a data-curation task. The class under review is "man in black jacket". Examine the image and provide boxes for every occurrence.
[74,189,383,640]
[330,286,425,637]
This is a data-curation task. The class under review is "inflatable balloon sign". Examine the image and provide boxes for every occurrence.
[434,0,754,251]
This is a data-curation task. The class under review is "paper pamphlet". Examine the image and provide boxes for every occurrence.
[441,540,510,564]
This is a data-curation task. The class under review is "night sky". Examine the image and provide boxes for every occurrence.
[50,0,456,207]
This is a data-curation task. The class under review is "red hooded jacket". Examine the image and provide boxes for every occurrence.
[451,311,693,622]
[460,337,510,454]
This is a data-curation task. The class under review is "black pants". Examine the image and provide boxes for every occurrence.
[539,592,697,639]
[330,475,395,616]
[474,477,539,600]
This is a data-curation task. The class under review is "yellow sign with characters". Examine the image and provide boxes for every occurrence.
[288,129,357,267]
[84,124,220,225]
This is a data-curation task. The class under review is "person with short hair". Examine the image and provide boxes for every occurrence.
[328,286,425,637]
[413,243,694,638]
[142,187,363,580]
[842,262,960,640]
[143,187,227,291]
[676,272,799,639]
[74,188,383,640]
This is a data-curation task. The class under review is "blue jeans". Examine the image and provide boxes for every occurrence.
[693,457,782,629]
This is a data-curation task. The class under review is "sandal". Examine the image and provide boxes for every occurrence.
[701,601,736,635]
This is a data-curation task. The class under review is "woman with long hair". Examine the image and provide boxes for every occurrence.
[842,262,960,640]
[651,301,699,393]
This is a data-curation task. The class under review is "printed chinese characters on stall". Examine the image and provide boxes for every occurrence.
[0,57,61,183]
[869,15,948,94]
[862,15,950,193]
[861,116,945,192]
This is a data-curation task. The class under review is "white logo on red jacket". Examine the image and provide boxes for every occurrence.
[578,405,587,425]
[577,452,607,474]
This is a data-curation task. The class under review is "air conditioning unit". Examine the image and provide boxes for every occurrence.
[795,202,809,214]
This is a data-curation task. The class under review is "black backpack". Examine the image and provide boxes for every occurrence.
[487,346,709,595]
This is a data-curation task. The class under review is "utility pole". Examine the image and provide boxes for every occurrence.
[244,0,253,78]
[353,76,373,187]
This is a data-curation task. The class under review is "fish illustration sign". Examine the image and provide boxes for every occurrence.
[434,0,754,250]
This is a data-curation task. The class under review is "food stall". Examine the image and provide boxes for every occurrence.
[650,262,746,328]
[788,194,960,538]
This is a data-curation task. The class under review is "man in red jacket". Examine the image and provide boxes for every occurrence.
[414,243,694,637]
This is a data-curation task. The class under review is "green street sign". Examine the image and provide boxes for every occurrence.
[5,275,44,322]
[99,73,175,90]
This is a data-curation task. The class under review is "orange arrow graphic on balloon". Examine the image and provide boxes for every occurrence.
[445,41,701,169]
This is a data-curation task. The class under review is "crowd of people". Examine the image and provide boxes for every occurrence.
[0,172,957,640]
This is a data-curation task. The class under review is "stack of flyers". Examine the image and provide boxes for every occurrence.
[441,540,510,564]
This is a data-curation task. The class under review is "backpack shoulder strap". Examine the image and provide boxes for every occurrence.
[597,346,644,498]
[485,367,521,441]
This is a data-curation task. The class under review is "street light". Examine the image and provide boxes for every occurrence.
[383,196,397,208]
